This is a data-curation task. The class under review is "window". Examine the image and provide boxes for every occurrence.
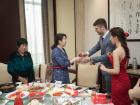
[24,0,45,65]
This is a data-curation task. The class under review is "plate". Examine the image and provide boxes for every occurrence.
[52,91,63,96]
[29,92,46,101]
[78,90,92,97]
[5,91,29,100]
[0,99,9,105]
[0,83,16,93]
[16,85,29,91]
[28,83,46,92]
[29,86,44,92]
[27,99,43,105]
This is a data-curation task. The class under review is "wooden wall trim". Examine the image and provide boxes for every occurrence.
[74,0,85,54]
[18,0,27,38]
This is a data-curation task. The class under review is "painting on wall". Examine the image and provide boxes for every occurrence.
[109,0,140,41]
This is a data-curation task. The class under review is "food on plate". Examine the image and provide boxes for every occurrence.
[0,85,14,90]
[52,88,64,96]
[52,92,63,96]
[16,85,29,91]
[29,92,46,97]
[66,84,76,89]
[29,92,45,101]
[7,91,24,100]
[0,83,15,93]
[52,88,64,93]
[29,86,44,92]
[28,99,44,105]
[65,88,78,97]
[6,91,29,100]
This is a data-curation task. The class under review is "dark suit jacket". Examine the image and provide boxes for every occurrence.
[88,32,115,75]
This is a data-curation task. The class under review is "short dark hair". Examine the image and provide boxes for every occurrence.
[51,33,67,50]
[17,38,28,47]
[93,18,107,29]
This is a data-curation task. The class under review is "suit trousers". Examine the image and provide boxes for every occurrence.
[102,72,111,94]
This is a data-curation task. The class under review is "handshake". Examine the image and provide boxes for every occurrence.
[70,52,91,64]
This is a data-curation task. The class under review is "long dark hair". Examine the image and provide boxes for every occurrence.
[110,27,130,59]
[51,33,67,50]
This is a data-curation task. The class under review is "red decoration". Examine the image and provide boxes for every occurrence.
[14,95,23,105]
[91,94,113,104]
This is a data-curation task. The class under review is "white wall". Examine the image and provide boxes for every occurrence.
[128,42,140,65]
[84,0,140,65]
[56,0,109,59]
[84,0,108,52]
[56,0,75,59]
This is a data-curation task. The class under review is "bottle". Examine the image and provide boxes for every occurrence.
[132,57,137,70]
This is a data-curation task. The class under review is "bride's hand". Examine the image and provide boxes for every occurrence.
[100,64,107,71]
[107,52,112,56]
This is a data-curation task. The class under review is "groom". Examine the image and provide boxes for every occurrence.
[79,18,115,94]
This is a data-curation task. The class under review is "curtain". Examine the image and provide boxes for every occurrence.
[42,0,55,63]
[24,0,45,65]
[41,0,50,63]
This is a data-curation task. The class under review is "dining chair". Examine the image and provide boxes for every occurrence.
[0,63,12,83]
[77,63,98,88]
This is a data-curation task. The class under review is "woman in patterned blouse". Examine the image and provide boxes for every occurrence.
[51,33,81,84]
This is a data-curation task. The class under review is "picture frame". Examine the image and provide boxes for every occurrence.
[108,0,140,42]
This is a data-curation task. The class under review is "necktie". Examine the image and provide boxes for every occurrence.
[102,37,104,42]
[101,37,104,48]
[101,38,104,44]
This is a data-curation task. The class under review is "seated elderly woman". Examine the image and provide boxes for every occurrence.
[129,78,140,105]
[7,38,35,83]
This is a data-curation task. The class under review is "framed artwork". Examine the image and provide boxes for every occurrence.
[109,0,140,41]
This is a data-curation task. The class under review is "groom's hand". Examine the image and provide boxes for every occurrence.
[70,56,82,64]
[80,56,90,63]
[78,52,88,57]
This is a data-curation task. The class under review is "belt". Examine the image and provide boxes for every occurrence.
[47,66,66,69]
